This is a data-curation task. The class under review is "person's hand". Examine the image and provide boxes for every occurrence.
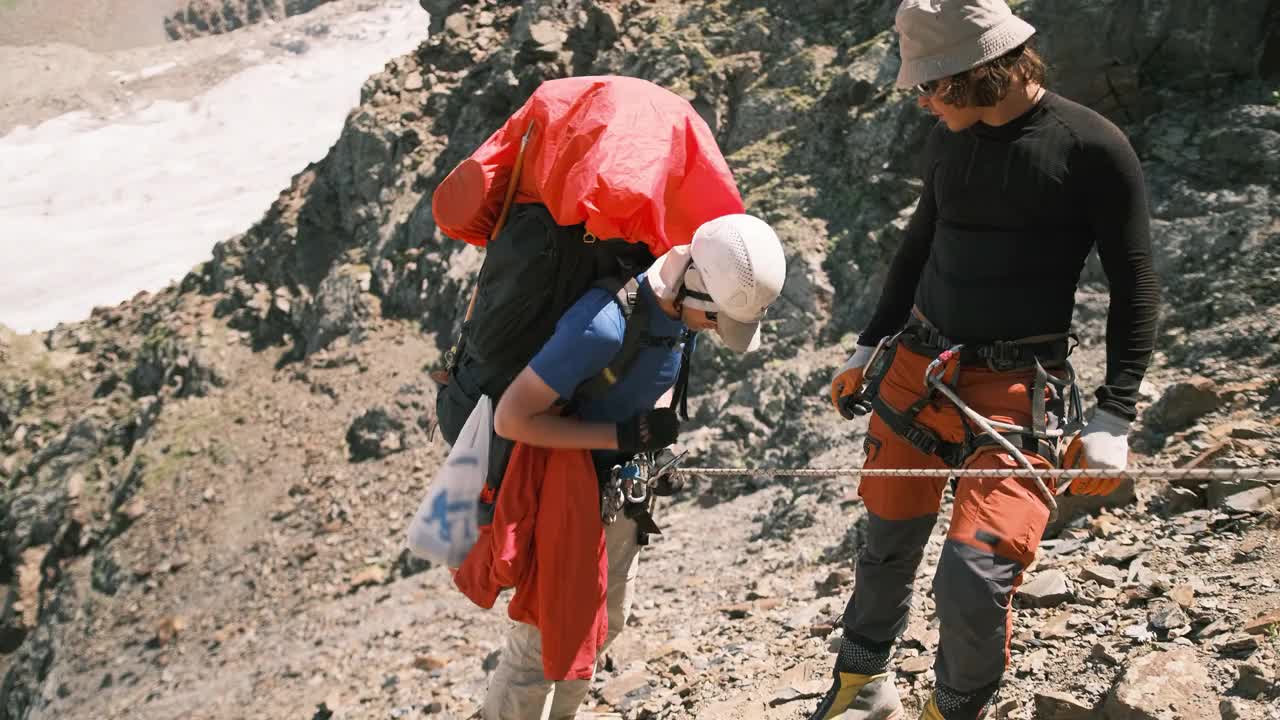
[617,408,680,452]
[830,344,876,419]
[1064,409,1130,496]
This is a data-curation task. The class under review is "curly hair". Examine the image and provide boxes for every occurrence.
[935,44,1047,108]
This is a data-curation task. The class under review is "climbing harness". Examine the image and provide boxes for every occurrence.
[659,322,1278,511]
[838,333,898,420]
[834,320,1088,520]
[665,323,1279,521]
[920,344,1063,517]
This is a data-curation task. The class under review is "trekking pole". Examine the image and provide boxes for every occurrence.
[488,122,537,244]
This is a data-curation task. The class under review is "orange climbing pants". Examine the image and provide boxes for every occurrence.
[843,342,1057,694]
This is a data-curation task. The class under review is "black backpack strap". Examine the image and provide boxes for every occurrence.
[572,276,650,403]
[670,330,696,421]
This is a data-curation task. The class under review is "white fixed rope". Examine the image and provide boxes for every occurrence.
[674,466,1280,481]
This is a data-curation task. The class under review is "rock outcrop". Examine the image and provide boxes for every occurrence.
[164,0,338,40]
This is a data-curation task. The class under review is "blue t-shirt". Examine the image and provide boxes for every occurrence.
[528,273,687,425]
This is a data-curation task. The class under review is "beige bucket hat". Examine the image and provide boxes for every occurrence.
[894,0,1037,89]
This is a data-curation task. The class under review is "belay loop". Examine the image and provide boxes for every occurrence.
[919,345,1060,520]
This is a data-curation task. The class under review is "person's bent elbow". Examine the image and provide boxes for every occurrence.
[492,397,522,441]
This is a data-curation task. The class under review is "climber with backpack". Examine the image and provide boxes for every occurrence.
[429,76,788,720]
[811,2,1160,720]
[470,213,785,719]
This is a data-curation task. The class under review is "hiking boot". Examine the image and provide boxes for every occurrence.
[919,695,944,720]
[808,671,904,720]
[917,682,999,720]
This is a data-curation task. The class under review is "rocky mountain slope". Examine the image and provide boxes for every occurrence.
[2,1,1279,718]
[164,0,339,40]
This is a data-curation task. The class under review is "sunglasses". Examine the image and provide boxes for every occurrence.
[915,78,946,97]
[914,46,1024,98]
[682,262,720,323]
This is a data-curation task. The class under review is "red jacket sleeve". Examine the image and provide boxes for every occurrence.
[509,448,607,680]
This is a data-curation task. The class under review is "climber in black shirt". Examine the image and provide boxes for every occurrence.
[814,2,1160,720]
[860,78,1159,423]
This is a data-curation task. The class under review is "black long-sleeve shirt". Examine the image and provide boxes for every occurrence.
[861,92,1160,420]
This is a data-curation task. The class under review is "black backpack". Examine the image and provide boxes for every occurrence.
[433,206,702,526]
[433,202,657,446]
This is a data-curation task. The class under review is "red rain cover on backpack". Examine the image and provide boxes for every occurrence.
[431,75,745,256]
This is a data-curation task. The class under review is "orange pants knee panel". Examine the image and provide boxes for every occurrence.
[948,447,1053,567]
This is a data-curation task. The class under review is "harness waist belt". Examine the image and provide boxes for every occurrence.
[902,321,1070,369]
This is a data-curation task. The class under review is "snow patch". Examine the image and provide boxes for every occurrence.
[0,0,427,332]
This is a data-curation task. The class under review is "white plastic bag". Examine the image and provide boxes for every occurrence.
[406,395,492,566]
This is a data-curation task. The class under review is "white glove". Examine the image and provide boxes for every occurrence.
[837,344,875,376]
[830,343,877,418]
[1078,409,1131,470]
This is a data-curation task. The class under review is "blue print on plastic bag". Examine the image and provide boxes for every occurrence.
[425,489,476,544]
[405,395,491,564]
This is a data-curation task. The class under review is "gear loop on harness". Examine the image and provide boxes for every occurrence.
[842,332,902,419]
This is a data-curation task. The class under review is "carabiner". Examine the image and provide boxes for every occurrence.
[626,479,648,504]
[923,343,964,387]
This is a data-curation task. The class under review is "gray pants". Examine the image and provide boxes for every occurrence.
[482,516,641,719]
[846,506,1039,693]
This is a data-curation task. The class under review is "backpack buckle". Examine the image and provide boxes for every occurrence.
[583,231,598,244]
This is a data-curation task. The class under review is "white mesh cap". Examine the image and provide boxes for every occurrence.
[690,214,787,353]
[895,0,1037,89]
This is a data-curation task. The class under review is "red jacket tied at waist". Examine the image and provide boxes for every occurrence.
[431,75,745,256]
[453,443,608,681]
